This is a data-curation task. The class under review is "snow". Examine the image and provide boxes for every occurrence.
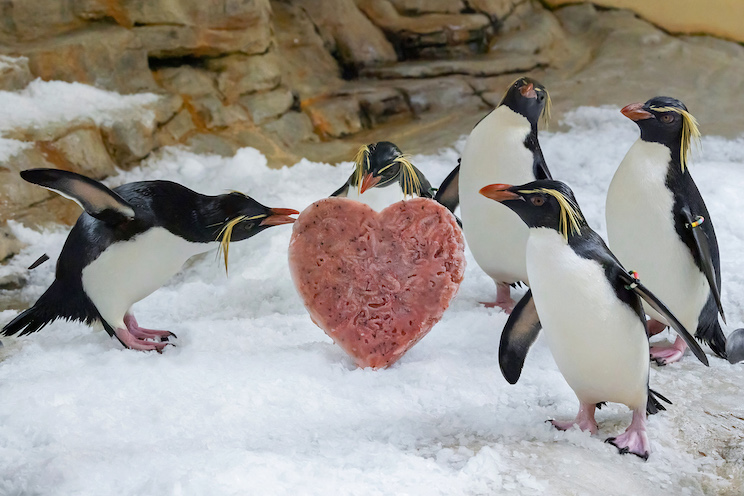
[0,79,160,163]
[1,105,743,495]
[0,79,160,133]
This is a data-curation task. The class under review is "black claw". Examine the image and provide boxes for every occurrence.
[169,332,178,339]
[605,437,649,461]
[651,356,667,366]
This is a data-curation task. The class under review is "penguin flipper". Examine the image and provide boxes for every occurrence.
[619,271,709,366]
[28,253,50,270]
[532,151,552,180]
[21,169,135,225]
[499,290,542,384]
[434,162,460,213]
[330,181,350,198]
[680,206,726,324]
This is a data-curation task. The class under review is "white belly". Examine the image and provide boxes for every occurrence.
[459,106,536,284]
[606,140,709,329]
[346,184,406,212]
[527,229,649,408]
[82,227,217,329]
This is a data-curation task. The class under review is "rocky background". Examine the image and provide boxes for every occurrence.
[1,0,744,269]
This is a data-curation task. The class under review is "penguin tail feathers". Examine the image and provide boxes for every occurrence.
[647,388,672,415]
[1,282,96,337]
[3,301,55,336]
[696,296,727,359]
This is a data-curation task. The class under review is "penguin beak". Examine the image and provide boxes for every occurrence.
[360,173,381,194]
[621,103,653,121]
[260,208,299,226]
[520,83,537,99]
[479,183,521,202]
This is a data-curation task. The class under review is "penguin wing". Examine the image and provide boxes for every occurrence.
[680,206,725,323]
[499,290,542,384]
[524,134,551,180]
[434,161,460,213]
[618,270,709,366]
[330,177,351,197]
[532,150,551,180]
[21,169,135,225]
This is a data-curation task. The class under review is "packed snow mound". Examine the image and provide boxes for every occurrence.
[0,79,161,133]
[0,106,743,495]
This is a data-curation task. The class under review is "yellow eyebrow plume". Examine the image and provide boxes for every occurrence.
[649,105,701,172]
[352,144,371,188]
[216,214,265,275]
[393,155,422,198]
[518,188,583,240]
[499,78,552,128]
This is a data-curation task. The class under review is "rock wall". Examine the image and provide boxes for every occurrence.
[1,0,744,267]
[545,0,744,44]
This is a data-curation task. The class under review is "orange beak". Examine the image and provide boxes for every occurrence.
[479,183,520,202]
[360,173,381,194]
[260,208,299,226]
[520,82,537,99]
[621,103,653,121]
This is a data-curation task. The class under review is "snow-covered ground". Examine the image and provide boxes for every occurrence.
[0,89,743,495]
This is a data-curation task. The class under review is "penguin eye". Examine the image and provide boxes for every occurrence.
[660,114,674,124]
[531,196,545,207]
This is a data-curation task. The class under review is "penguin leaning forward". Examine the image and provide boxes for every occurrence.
[606,97,727,364]
[437,77,552,312]
[330,141,434,212]
[1,169,298,352]
[480,180,708,460]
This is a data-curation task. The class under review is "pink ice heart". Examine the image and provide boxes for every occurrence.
[288,197,465,369]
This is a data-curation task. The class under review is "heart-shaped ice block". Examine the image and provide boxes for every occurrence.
[288,197,465,368]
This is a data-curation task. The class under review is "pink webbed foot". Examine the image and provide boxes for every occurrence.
[115,314,175,352]
[605,408,650,460]
[549,402,598,435]
[124,314,176,340]
[480,282,516,314]
[650,335,687,365]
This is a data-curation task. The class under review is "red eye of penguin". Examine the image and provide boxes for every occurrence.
[660,114,674,124]
[531,197,545,206]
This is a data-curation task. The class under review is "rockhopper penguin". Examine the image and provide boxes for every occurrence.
[331,141,434,212]
[439,76,552,312]
[1,169,298,352]
[480,180,708,460]
[606,97,727,364]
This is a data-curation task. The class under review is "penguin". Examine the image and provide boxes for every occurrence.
[726,328,744,364]
[331,141,434,212]
[438,76,552,312]
[434,158,460,215]
[606,97,727,364]
[1,168,298,352]
[480,180,708,460]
